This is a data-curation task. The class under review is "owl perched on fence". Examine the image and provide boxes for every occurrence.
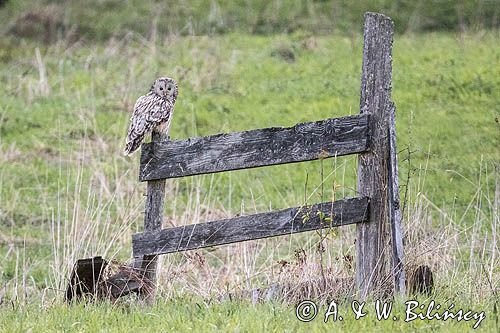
[124,77,178,156]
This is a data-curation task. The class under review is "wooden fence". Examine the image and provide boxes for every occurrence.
[132,12,405,300]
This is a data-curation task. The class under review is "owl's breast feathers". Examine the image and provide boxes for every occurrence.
[124,93,173,155]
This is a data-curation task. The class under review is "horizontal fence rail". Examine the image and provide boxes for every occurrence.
[133,197,370,257]
[139,114,369,181]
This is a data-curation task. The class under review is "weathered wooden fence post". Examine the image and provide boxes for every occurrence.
[356,12,399,299]
[388,104,406,295]
[136,130,167,300]
[67,13,406,304]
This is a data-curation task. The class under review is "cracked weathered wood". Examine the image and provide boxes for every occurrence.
[136,130,168,301]
[388,104,406,295]
[356,12,395,299]
[139,114,369,181]
[133,197,369,257]
[65,256,107,303]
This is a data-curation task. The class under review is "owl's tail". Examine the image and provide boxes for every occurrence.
[123,140,141,156]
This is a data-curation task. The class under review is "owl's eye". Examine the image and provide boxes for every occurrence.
[159,87,164,91]
[167,87,172,91]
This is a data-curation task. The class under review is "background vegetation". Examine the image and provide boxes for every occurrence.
[0,1,499,332]
[1,0,499,41]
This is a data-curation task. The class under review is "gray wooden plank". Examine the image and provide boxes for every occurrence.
[133,197,370,257]
[355,12,395,300]
[139,114,369,181]
[135,130,168,302]
[388,104,406,295]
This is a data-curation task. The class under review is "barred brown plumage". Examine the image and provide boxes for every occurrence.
[124,77,178,156]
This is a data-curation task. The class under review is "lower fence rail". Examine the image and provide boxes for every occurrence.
[133,196,369,257]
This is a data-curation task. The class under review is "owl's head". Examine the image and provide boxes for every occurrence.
[151,77,178,103]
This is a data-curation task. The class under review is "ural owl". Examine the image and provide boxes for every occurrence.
[124,77,178,155]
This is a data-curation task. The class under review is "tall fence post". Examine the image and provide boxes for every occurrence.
[388,104,406,296]
[136,130,167,301]
[356,12,395,299]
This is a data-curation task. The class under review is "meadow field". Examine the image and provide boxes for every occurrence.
[0,1,499,332]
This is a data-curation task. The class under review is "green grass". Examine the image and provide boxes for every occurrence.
[1,0,498,40]
[0,297,496,332]
[0,9,499,332]
[0,32,498,225]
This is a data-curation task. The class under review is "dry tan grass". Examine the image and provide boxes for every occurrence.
[0,31,497,309]
[2,144,497,307]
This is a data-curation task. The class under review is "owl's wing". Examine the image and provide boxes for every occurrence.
[124,94,172,156]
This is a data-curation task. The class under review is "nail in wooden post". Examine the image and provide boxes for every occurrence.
[356,12,395,299]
